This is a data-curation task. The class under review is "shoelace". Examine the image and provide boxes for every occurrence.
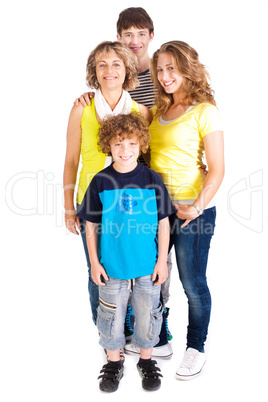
[138,360,163,379]
[180,350,199,369]
[98,362,123,381]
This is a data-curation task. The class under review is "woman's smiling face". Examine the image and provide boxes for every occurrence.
[157,52,184,95]
[96,51,126,90]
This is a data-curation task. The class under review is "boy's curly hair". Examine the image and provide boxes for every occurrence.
[98,113,150,156]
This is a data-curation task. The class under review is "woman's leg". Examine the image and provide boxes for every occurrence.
[169,207,216,352]
[80,217,99,325]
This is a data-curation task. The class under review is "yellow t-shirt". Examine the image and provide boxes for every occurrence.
[149,103,223,201]
[77,98,140,205]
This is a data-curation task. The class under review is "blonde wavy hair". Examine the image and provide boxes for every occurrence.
[86,41,139,91]
[150,41,216,116]
[98,113,150,156]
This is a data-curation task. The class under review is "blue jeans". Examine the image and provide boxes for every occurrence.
[80,217,99,325]
[169,207,216,352]
[97,276,162,351]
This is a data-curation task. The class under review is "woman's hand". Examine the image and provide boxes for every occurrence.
[173,204,199,228]
[65,210,81,235]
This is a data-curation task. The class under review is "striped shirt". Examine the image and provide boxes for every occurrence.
[129,69,156,165]
[129,69,156,109]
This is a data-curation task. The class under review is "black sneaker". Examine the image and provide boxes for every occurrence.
[137,359,163,391]
[98,361,124,393]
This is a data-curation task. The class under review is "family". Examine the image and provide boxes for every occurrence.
[63,7,224,393]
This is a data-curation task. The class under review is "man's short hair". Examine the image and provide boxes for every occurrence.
[117,7,154,36]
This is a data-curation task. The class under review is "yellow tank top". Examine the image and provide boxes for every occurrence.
[77,98,140,205]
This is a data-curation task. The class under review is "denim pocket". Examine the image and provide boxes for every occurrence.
[97,300,116,339]
[148,303,163,340]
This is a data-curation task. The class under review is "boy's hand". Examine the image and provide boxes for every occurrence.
[73,92,94,107]
[152,261,168,286]
[91,262,108,286]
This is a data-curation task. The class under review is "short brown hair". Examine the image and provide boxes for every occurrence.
[98,113,150,156]
[117,7,154,36]
[86,41,139,91]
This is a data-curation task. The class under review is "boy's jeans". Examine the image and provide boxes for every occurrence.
[169,207,216,352]
[98,276,162,351]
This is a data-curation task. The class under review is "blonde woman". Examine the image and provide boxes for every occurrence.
[149,41,225,380]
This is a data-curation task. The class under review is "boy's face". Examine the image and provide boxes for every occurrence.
[117,27,154,61]
[110,135,140,173]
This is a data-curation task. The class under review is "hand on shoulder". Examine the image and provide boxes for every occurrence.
[73,92,95,107]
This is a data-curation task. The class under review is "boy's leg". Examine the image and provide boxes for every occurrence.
[131,275,163,391]
[106,349,121,361]
[140,348,153,359]
[97,277,130,351]
[131,275,162,349]
[125,290,173,358]
[97,278,130,392]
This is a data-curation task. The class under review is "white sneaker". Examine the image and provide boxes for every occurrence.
[176,348,206,380]
[152,343,173,359]
[124,343,173,359]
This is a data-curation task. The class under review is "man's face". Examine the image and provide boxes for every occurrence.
[117,27,154,60]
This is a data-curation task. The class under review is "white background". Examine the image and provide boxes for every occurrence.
[1,0,268,401]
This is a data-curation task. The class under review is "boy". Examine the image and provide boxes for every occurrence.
[117,7,156,108]
[75,7,174,358]
[77,113,175,392]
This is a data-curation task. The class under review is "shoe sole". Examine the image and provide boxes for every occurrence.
[142,383,161,391]
[124,348,173,360]
[176,363,205,381]
[152,351,173,360]
[99,373,124,392]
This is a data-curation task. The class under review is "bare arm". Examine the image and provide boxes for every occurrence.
[152,217,170,285]
[137,103,153,125]
[86,221,108,286]
[196,130,225,208]
[175,130,225,227]
[63,104,84,234]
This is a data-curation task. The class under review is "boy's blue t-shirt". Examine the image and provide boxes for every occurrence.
[77,163,175,280]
